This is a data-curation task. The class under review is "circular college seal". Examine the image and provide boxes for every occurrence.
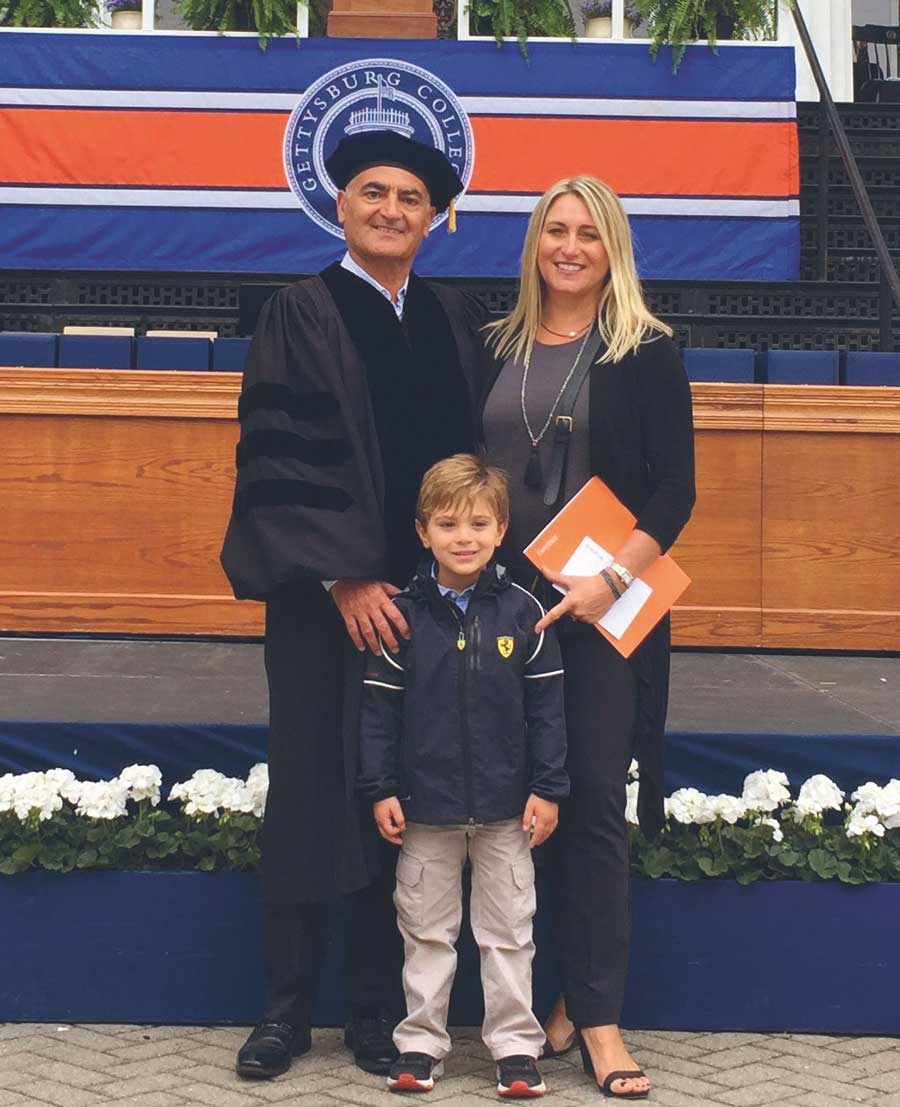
[283,58,474,238]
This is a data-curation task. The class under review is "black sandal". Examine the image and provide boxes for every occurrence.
[539,1030,577,1060]
[578,1036,650,1100]
[599,1070,650,1100]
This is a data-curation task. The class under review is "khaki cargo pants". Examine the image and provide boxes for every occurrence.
[392,818,545,1061]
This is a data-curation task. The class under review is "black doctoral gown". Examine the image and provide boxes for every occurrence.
[221,264,487,903]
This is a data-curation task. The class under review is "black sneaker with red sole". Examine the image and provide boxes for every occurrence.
[387,1052,444,1093]
[496,1055,546,1098]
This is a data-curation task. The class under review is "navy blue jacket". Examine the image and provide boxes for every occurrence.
[357,560,569,826]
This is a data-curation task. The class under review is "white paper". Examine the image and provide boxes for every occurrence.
[558,535,614,579]
[598,578,652,640]
[555,535,653,640]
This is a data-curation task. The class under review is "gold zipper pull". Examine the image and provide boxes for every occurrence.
[457,631,466,650]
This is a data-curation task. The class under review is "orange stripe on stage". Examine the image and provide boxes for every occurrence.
[0,109,798,198]
[469,117,799,197]
[0,108,289,188]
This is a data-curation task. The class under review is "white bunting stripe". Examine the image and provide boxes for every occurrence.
[0,187,800,220]
[0,87,795,121]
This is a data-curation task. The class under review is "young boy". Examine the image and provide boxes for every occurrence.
[357,454,568,1099]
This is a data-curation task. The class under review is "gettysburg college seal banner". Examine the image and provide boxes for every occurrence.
[283,58,474,237]
[0,34,799,279]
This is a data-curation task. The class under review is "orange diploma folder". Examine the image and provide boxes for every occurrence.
[523,477,690,658]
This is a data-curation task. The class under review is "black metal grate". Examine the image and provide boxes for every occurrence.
[0,278,53,306]
[799,132,900,157]
[798,102,900,132]
[801,221,900,251]
[801,188,900,219]
[800,160,900,189]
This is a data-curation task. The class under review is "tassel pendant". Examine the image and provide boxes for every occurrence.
[524,443,543,489]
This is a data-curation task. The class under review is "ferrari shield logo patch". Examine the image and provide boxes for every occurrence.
[497,636,514,659]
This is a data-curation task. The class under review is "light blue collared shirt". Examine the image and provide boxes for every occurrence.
[340,251,408,320]
[433,563,477,614]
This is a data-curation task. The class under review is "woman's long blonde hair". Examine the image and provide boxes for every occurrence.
[486,176,672,365]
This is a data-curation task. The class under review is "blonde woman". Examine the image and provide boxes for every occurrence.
[480,176,695,1100]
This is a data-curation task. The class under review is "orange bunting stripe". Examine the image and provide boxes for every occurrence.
[0,108,798,198]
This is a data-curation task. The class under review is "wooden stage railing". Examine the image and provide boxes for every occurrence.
[1,368,898,650]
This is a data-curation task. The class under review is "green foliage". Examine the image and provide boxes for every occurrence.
[630,819,900,885]
[0,801,259,876]
[180,0,305,47]
[5,0,97,26]
[468,0,577,55]
[631,0,781,71]
[3,801,899,886]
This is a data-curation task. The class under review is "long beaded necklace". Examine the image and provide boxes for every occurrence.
[520,327,592,489]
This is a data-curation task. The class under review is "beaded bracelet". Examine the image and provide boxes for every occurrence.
[599,568,623,601]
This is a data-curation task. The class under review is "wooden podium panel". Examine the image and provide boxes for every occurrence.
[761,386,900,651]
[0,370,898,648]
[0,369,262,637]
[671,385,764,648]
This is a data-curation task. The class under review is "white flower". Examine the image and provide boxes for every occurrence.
[0,773,14,814]
[44,768,81,803]
[245,763,269,818]
[742,769,791,812]
[848,781,900,829]
[874,780,900,830]
[846,810,885,839]
[753,816,784,843]
[706,794,748,825]
[170,769,252,816]
[666,788,715,825]
[624,780,639,826]
[793,775,845,820]
[8,772,64,821]
[850,781,882,814]
[118,764,162,806]
[75,779,129,820]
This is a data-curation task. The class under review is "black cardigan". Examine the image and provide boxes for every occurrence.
[480,332,696,832]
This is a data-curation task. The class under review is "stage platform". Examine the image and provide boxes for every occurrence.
[0,638,897,792]
[1,638,898,732]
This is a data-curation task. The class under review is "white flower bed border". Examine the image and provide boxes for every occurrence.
[2,760,898,844]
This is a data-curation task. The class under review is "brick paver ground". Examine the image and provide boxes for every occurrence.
[1,1025,898,1107]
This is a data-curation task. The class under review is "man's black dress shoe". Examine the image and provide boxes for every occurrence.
[344,1012,399,1075]
[236,1020,312,1079]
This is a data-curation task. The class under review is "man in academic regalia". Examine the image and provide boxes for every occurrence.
[220,131,488,1079]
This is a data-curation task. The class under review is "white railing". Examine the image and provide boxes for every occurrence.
[457,0,853,102]
[11,1,308,35]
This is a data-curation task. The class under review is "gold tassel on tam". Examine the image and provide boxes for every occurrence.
[448,198,457,233]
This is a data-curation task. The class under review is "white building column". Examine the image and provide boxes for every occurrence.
[779,0,854,102]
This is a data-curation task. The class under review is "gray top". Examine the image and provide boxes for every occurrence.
[483,338,592,579]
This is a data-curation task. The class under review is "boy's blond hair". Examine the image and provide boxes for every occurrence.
[416,454,509,526]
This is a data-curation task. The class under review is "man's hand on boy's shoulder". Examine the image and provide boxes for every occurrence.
[522,794,559,849]
[373,796,406,845]
[331,580,410,654]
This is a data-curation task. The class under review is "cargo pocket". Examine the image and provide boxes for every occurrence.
[394,852,425,929]
[511,857,537,926]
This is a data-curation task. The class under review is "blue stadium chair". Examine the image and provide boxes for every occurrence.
[843,351,900,386]
[765,350,840,385]
[135,337,212,372]
[58,334,133,370]
[211,337,252,373]
[682,348,755,383]
[0,332,58,368]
